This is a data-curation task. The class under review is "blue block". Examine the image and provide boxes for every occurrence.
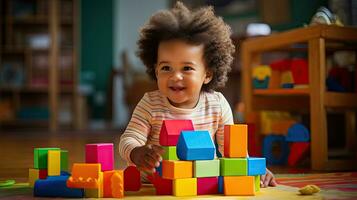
[156,162,162,176]
[176,130,215,160]
[218,176,224,194]
[286,123,310,142]
[253,77,269,89]
[262,135,289,165]
[34,175,84,198]
[248,157,266,175]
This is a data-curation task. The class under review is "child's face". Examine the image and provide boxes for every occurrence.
[155,39,212,109]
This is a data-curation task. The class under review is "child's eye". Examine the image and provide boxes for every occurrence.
[161,66,171,71]
[183,66,194,71]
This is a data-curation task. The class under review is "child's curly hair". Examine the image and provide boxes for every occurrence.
[137,1,235,91]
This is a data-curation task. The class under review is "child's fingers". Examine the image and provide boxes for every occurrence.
[152,145,165,155]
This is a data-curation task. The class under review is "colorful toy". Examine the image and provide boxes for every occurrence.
[193,159,220,177]
[85,143,114,171]
[223,176,255,196]
[177,130,215,160]
[288,142,310,166]
[247,157,266,176]
[124,166,141,191]
[147,172,173,195]
[218,176,224,194]
[263,135,290,165]
[162,160,193,179]
[220,158,247,176]
[252,65,271,89]
[197,177,218,195]
[290,58,308,85]
[224,124,247,158]
[162,146,178,160]
[173,178,197,196]
[34,148,60,169]
[60,150,68,171]
[66,163,102,189]
[47,150,61,176]
[159,120,194,146]
[34,175,84,198]
[286,123,310,142]
[271,119,296,135]
[103,170,124,198]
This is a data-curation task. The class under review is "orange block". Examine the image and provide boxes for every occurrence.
[224,176,255,196]
[162,160,192,180]
[224,124,248,158]
[84,172,103,198]
[67,163,101,189]
[103,170,124,198]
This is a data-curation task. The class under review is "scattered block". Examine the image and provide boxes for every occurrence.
[194,159,219,177]
[224,176,255,196]
[220,158,247,176]
[176,130,215,160]
[286,123,310,142]
[224,124,247,158]
[34,175,84,198]
[288,142,310,166]
[29,168,39,188]
[255,176,260,192]
[173,178,197,196]
[248,157,266,176]
[48,150,61,176]
[263,135,289,165]
[124,166,141,191]
[66,163,101,189]
[103,170,124,198]
[148,172,173,195]
[218,176,224,194]
[85,143,114,171]
[162,146,178,160]
[60,150,68,171]
[111,171,124,198]
[197,177,218,195]
[159,120,194,146]
[34,148,60,169]
[162,160,193,179]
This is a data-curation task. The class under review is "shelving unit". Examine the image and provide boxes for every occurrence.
[241,25,357,171]
[0,0,79,131]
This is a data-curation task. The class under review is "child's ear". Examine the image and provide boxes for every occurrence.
[204,70,213,84]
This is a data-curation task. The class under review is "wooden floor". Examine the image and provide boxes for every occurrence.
[0,130,127,180]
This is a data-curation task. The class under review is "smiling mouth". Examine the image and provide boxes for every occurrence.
[169,86,185,91]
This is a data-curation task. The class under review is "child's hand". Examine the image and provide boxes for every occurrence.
[130,144,165,174]
[260,168,278,187]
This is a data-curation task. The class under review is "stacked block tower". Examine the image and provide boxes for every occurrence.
[150,120,266,196]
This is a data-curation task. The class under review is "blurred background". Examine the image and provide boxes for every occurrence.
[0,0,357,178]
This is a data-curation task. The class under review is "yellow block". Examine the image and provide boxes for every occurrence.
[224,124,247,158]
[162,160,192,180]
[48,150,61,176]
[28,168,39,188]
[224,176,255,196]
[67,163,101,189]
[255,176,260,192]
[252,65,271,80]
[173,178,197,196]
[281,70,294,84]
[85,172,103,198]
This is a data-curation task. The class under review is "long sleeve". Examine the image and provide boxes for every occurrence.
[118,93,152,164]
[216,92,234,156]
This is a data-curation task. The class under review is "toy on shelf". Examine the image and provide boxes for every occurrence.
[252,65,271,89]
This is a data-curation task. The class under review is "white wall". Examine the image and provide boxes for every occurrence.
[113,0,168,127]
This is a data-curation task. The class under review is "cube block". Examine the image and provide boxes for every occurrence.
[194,159,220,177]
[248,157,266,176]
[177,130,215,160]
[34,175,84,198]
[173,178,197,196]
[103,170,124,198]
[66,163,101,189]
[148,172,173,195]
[85,143,114,171]
[48,150,61,176]
[220,158,247,176]
[34,148,60,169]
[224,176,255,196]
[159,120,194,146]
[255,176,260,192]
[197,177,218,195]
[29,168,39,188]
[60,150,68,171]
[218,176,224,194]
[124,166,141,191]
[224,124,247,158]
[162,160,192,180]
[84,172,103,198]
[162,146,178,160]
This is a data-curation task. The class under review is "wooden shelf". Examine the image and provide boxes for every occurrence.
[0,86,74,93]
[325,92,357,108]
[254,88,310,96]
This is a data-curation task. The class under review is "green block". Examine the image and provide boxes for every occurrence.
[220,158,247,176]
[60,150,68,171]
[162,146,178,160]
[255,175,260,192]
[34,148,60,169]
[194,159,220,177]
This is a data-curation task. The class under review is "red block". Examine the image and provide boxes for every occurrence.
[197,177,218,195]
[291,58,309,85]
[39,169,47,179]
[270,59,291,71]
[288,142,310,166]
[248,123,261,157]
[124,166,141,191]
[159,120,194,146]
[147,172,172,195]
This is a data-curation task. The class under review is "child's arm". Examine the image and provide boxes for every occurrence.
[130,144,165,173]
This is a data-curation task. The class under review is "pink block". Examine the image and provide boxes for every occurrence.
[85,143,114,171]
[159,120,194,146]
[197,177,218,195]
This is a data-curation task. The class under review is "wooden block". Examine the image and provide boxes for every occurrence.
[34,148,60,169]
[220,158,247,176]
[255,176,260,192]
[197,177,218,195]
[60,150,68,171]
[177,130,215,160]
[248,157,266,175]
[159,120,194,146]
[103,170,124,198]
[162,146,178,160]
[194,159,219,177]
[224,176,255,196]
[124,166,141,191]
[173,178,197,196]
[29,168,39,188]
[218,176,224,194]
[224,124,247,158]
[148,172,173,195]
[66,163,101,189]
[162,160,193,180]
[85,143,114,171]
[48,150,61,176]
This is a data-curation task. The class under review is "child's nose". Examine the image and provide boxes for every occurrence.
[170,71,184,81]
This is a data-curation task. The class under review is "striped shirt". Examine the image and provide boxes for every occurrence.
[119,90,233,164]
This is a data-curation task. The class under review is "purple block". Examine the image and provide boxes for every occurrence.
[85,143,114,171]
